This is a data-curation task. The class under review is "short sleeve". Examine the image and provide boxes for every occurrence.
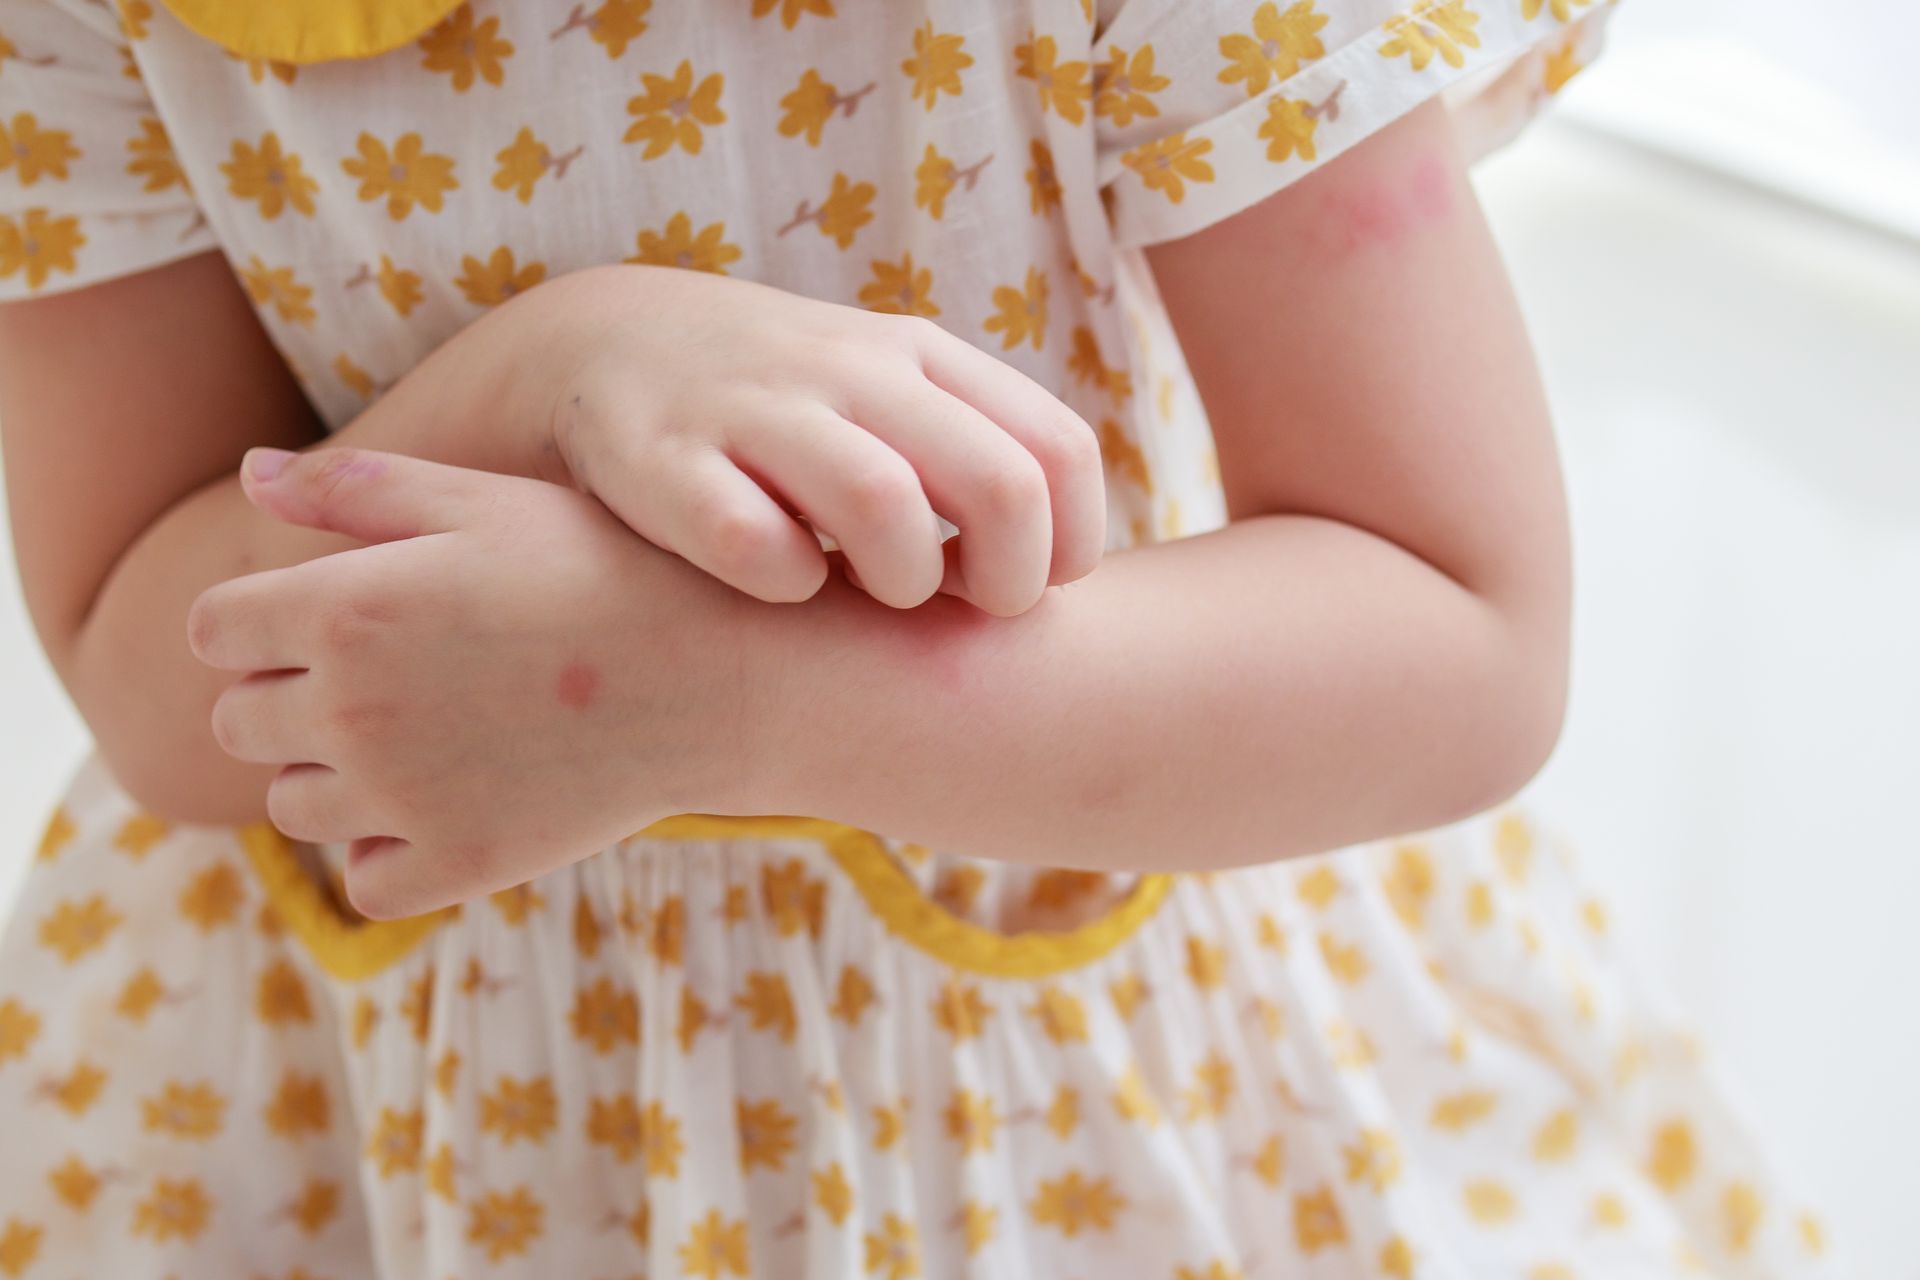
[1092,0,1616,247]
[0,0,217,299]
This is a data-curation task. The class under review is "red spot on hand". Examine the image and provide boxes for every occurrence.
[555,660,601,712]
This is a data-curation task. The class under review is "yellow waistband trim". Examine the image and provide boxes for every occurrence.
[158,0,467,64]
[240,814,1174,984]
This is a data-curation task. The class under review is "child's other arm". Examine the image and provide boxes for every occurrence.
[755,98,1572,869]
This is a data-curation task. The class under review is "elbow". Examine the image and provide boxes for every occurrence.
[67,679,271,829]
[1450,607,1571,824]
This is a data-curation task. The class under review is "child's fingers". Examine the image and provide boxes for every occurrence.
[723,407,945,610]
[913,330,1108,586]
[239,446,511,544]
[209,670,323,765]
[341,836,438,921]
[848,372,1053,618]
[265,763,385,845]
[599,443,830,604]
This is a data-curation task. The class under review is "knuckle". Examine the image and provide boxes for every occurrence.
[327,699,396,743]
[185,593,222,661]
[973,456,1047,523]
[264,774,311,838]
[839,458,916,528]
[688,492,775,575]
[208,697,242,757]
[317,593,394,655]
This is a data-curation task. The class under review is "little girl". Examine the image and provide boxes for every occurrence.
[0,0,1834,1276]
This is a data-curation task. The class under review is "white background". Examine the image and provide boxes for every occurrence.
[3,1,1917,1272]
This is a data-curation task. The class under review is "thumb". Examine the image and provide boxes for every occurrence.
[240,446,487,544]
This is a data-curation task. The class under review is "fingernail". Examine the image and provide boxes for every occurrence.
[245,447,294,482]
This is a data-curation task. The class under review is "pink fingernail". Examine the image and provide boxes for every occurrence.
[246,448,294,482]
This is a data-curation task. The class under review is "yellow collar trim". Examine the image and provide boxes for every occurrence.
[157,0,468,64]
[240,815,1173,984]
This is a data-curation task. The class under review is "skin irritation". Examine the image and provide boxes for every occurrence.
[1320,154,1456,256]
[554,659,602,711]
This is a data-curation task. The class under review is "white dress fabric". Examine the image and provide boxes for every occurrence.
[0,0,1839,1276]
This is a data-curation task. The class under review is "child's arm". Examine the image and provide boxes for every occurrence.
[755,97,1571,869]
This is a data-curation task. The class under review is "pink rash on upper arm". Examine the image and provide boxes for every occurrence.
[1316,153,1458,257]
[555,660,602,711]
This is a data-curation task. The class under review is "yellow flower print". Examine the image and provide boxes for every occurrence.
[1026,140,1062,215]
[400,972,433,1042]
[625,60,725,158]
[1296,862,1340,907]
[572,897,604,960]
[467,1186,543,1262]
[752,0,832,30]
[0,113,78,185]
[931,979,993,1040]
[491,882,546,923]
[0,209,84,291]
[1109,972,1150,1019]
[47,1156,100,1210]
[813,1162,853,1224]
[1176,1265,1244,1280]
[264,1071,329,1137]
[451,247,546,310]
[1382,842,1433,928]
[1293,1184,1347,1251]
[781,69,877,145]
[1381,1236,1417,1279]
[1430,1089,1498,1131]
[1095,420,1150,495]
[118,0,151,38]
[1253,996,1284,1039]
[1183,934,1227,989]
[1218,2,1328,95]
[334,353,375,399]
[1014,33,1091,124]
[282,1179,341,1234]
[1592,1191,1629,1229]
[622,211,742,276]
[434,1048,461,1098]
[419,4,514,91]
[1045,1085,1079,1138]
[123,117,187,194]
[942,1088,1001,1155]
[1342,1129,1403,1191]
[1798,1211,1826,1254]
[38,895,121,964]
[1647,1118,1697,1191]
[934,864,985,915]
[1027,868,1106,910]
[864,1213,920,1280]
[1069,329,1131,402]
[239,257,316,327]
[1545,38,1585,93]
[647,896,685,964]
[1024,985,1088,1043]
[680,1209,751,1279]
[221,133,317,219]
[366,1107,424,1176]
[1526,1266,1577,1280]
[1326,1018,1377,1069]
[480,1075,557,1145]
[493,127,583,203]
[1464,1178,1518,1224]
[1379,2,1484,72]
[550,0,650,58]
[1252,1133,1285,1185]
[349,995,380,1050]
[738,1097,798,1172]
[1534,1108,1579,1160]
[830,965,877,1026]
[1494,812,1533,882]
[762,858,829,937]
[424,1142,458,1202]
[1722,1182,1764,1254]
[1123,132,1214,204]
[958,1199,997,1253]
[902,21,971,110]
[0,1222,40,1275]
[41,1060,106,1114]
[342,132,458,220]
[917,142,998,220]
[677,986,711,1054]
[776,171,876,249]
[859,253,939,318]
[1092,44,1168,127]
[1259,96,1321,163]
[1465,879,1495,928]
[1524,0,1592,19]
[736,971,798,1041]
[179,864,244,933]
[568,977,639,1053]
[1030,1170,1126,1237]
[983,265,1048,352]
[0,997,41,1066]
[142,1080,226,1138]
[1112,1063,1162,1126]
[1318,932,1371,985]
[1181,1052,1236,1121]
[872,1100,908,1151]
[362,255,422,316]
[132,1177,210,1242]
[230,51,299,84]
[36,808,75,862]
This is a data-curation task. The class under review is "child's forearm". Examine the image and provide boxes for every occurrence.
[759,512,1568,870]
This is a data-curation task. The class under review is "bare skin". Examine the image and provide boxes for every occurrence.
[2,99,1571,918]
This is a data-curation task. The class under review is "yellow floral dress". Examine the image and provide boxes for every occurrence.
[0,0,1838,1276]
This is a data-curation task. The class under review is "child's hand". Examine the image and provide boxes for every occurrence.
[546,265,1107,617]
[188,446,794,919]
